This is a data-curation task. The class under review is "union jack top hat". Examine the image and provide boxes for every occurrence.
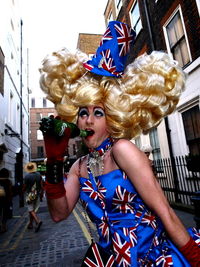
[83,21,136,77]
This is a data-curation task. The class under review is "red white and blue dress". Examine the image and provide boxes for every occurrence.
[79,138,200,266]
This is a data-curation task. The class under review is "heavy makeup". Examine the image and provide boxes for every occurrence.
[77,104,110,149]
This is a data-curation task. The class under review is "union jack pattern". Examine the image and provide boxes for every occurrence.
[98,214,110,243]
[112,232,131,267]
[193,227,200,246]
[112,186,136,213]
[82,180,98,200]
[99,50,118,76]
[79,134,198,266]
[83,242,116,267]
[136,210,157,230]
[155,253,173,266]
[82,21,135,77]
[153,235,160,247]
[96,180,107,204]
[114,23,134,57]
[123,227,137,247]
[83,62,94,72]
[100,26,113,46]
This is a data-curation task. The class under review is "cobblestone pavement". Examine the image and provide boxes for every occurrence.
[0,196,196,267]
[0,197,96,267]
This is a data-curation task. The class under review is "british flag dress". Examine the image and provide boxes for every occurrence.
[79,139,200,267]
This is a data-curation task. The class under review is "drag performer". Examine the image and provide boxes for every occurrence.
[39,21,200,266]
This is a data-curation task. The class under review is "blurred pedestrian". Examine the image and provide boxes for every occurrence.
[23,162,43,232]
[141,144,157,177]
[0,168,12,233]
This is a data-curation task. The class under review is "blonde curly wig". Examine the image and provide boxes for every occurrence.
[39,48,185,139]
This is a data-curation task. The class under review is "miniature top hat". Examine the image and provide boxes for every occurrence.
[24,162,37,173]
[83,21,136,77]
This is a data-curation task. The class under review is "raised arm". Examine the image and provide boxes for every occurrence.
[46,161,80,222]
[40,116,80,222]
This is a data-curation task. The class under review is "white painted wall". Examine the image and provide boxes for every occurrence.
[168,58,200,157]
[0,0,29,183]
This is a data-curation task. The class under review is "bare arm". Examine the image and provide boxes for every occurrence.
[47,160,80,222]
[112,139,190,248]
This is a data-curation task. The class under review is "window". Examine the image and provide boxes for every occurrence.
[43,97,47,107]
[16,104,20,133]
[129,1,142,35]
[36,113,42,121]
[164,9,190,67]
[8,92,14,126]
[31,97,35,107]
[0,47,4,95]
[182,105,200,155]
[37,130,43,140]
[37,146,44,158]
[149,128,161,161]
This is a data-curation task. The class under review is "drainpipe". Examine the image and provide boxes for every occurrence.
[165,117,181,202]
[19,19,24,207]
[143,0,155,51]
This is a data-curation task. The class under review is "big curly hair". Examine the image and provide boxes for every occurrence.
[39,48,185,139]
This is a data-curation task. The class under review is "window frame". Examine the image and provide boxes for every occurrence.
[163,6,192,67]
[43,97,47,108]
[37,146,44,158]
[149,128,163,173]
[31,97,35,108]
[181,105,200,156]
[37,129,44,141]
[129,0,142,36]
[149,128,161,161]
[36,113,42,122]
[115,0,123,16]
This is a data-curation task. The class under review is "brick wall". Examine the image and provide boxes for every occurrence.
[77,34,102,55]
[104,0,200,62]
[30,108,57,160]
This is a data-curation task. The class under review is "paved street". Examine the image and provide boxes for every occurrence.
[0,195,196,267]
[0,196,97,267]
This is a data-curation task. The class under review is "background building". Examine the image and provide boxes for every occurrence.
[29,96,56,170]
[104,0,200,161]
[102,0,200,210]
[0,0,29,201]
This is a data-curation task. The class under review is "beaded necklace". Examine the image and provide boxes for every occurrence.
[87,137,113,178]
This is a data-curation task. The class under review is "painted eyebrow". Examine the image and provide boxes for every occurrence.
[93,106,105,110]
[79,106,105,111]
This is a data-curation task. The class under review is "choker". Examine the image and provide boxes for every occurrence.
[88,137,113,177]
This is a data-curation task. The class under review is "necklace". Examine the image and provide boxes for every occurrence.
[88,137,113,178]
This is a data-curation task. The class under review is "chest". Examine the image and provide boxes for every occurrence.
[80,150,118,179]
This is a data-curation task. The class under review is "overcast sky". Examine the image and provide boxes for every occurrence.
[20,0,108,94]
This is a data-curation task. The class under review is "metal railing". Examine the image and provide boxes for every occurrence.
[154,155,200,208]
